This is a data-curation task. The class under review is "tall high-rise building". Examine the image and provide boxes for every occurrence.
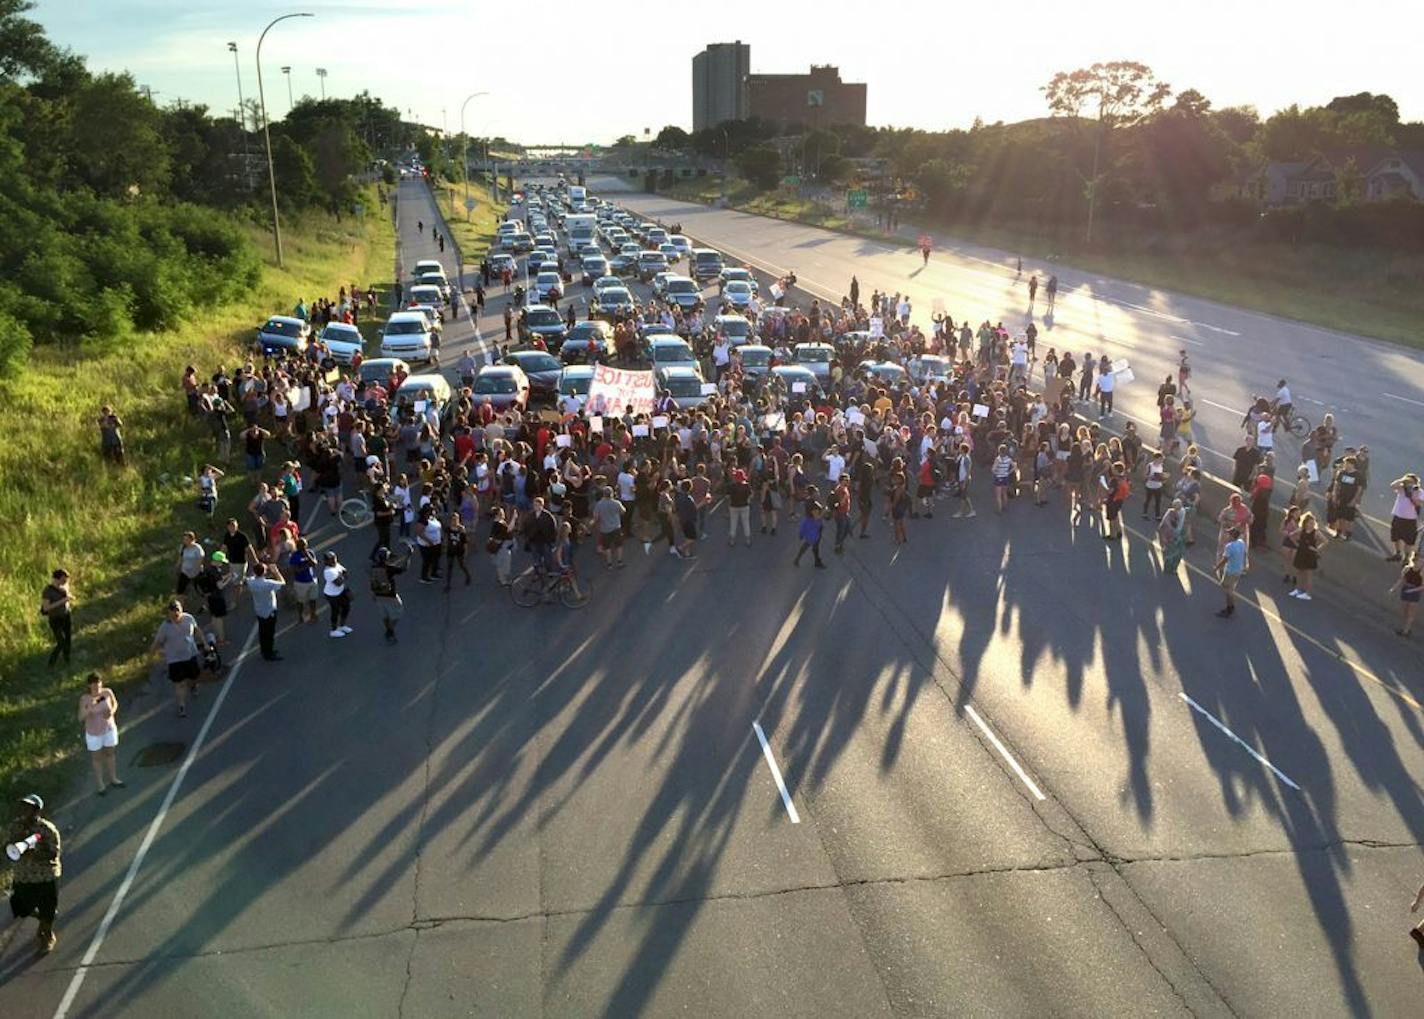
[692,42,750,132]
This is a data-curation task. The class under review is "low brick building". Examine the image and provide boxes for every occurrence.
[745,65,866,129]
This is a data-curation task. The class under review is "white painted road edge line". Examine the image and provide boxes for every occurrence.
[54,624,261,1019]
[751,721,801,823]
[1382,392,1424,408]
[963,705,1046,801]
[1178,693,1301,792]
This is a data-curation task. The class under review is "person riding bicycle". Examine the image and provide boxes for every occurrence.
[525,497,559,574]
[1272,379,1294,428]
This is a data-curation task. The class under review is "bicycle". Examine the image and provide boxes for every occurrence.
[339,491,373,529]
[510,561,590,609]
[1274,406,1311,439]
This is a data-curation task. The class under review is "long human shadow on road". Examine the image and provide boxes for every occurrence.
[57,476,1424,1017]
[874,493,1422,1018]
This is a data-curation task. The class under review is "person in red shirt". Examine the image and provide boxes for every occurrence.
[453,426,475,466]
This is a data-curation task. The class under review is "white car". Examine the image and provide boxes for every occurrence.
[557,365,595,410]
[380,310,436,364]
[534,271,563,302]
[318,322,364,365]
[651,271,677,297]
[591,275,624,298]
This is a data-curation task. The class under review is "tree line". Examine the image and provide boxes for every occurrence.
[651,63,1424,251]
[0,0,421,377]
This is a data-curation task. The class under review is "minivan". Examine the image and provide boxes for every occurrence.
[691,248,724,281]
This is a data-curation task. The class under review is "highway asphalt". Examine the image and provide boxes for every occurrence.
[3,179,1421,1018]
[597,177,1424,544]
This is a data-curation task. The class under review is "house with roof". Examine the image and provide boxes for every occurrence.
[1223,149,1424,206]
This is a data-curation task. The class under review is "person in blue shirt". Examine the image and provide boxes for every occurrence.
[793,500,826,569]
[1215,527,1249,618]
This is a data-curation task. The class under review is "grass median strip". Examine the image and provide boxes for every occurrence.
[0,186,395,809]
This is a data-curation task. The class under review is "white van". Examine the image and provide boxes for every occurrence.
[380,311,435,364]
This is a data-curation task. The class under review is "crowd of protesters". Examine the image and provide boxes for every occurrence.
[50,223,1424,738]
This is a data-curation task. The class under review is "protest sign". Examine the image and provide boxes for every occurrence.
[586,364,655,417]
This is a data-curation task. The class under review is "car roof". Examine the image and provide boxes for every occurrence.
[666,275,694,284]
[649,335,689,345]
[397,373,449,392]
[536,271,560,280]
[266,315,304,326]
[321,322,360,333]
[524,303,557,313]
[741,344,771,353]
[571,319,611,332]
[561,365,595,377]
[796,342,833,350]
[773,364,815,375]
[479,364,523,377]
[363,357,406,369]
[658,365,701,378]
[387,311,429,324]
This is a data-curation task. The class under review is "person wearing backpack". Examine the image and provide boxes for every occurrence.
[369,546,406,644]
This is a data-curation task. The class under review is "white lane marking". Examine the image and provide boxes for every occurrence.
[1194,322,1242,336]
[1196,397,1242,415]
[1169,334,1207,348]
[1383,392,1424,408]
[751,721,800,823]
[1179,693,1301,792]
[964,705,1046,801]
[54,624,262,1019]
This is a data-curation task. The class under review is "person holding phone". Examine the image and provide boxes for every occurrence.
[77,673,123,796]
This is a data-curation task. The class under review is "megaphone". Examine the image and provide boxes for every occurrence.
[6,833,40,862]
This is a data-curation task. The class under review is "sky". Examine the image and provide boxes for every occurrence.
[32,0,1424,142]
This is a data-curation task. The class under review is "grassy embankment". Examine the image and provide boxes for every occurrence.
[0,186,395,809]
[433,175,508,269]
[658,177,1424,349]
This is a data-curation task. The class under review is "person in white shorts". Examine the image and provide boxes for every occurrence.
[77,673,123,796]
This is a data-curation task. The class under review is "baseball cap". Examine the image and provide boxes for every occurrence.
[19,793,43,810]
[210,551,228,564]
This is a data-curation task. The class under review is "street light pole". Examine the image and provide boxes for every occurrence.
[315,67,327,100]
[227,42,253,191]
[280,66,293,110]
[459,91,489,220]
[257,13,314,268]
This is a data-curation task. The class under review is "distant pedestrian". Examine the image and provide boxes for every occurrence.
[247,562,285,661]
[323,550,353,636]
[1215,527,1248,618]
[1028,275,1038,304]
[369,545,407,643]
[793,501,826,568]
[444,511,471,588]
[151,599,202,717]
[6,793,61,955]
[1045,274,1058,311]
[97,405,125,465]
[1388,551,1421,637]
[77,673,123,796]
[40,568,73,669]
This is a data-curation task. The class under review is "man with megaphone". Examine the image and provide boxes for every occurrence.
[4,793,62,955]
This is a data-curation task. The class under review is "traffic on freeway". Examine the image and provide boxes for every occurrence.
[8,168,1424,1019]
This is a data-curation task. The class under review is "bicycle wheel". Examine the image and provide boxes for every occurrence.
[559,575,590,609]
[339,498,372,529]
[510,570,543,607]
[1289,414,1310,438]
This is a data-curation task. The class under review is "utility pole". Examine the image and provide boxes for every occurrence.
[227,42,254,191]
[281,65,293,111]
[257,12,315,267]
[460,91,488,220]
[315,67,327,100]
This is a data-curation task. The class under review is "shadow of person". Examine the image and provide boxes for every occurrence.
[1043,311,1055,330]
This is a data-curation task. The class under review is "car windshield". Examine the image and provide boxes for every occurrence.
[642,254,667,265]
[517,354,560,372]
[385,320,426,335]
[667,280,697,294]
[571,323,605,339]
[726,282,751,294]
[526,309,561,326]
[725,269,750,280]
[798,348,831,362]
[719,319,749,336]
[582,258,605,269]
[537,273,560,284]
[665,377,702,397]
[474,375,517,394]
[653,342,694,362]
[604,291,631,305]
[264,319,302,337]
[694,253,721,264]
[560,375,591,395]
[741,350,769,366]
